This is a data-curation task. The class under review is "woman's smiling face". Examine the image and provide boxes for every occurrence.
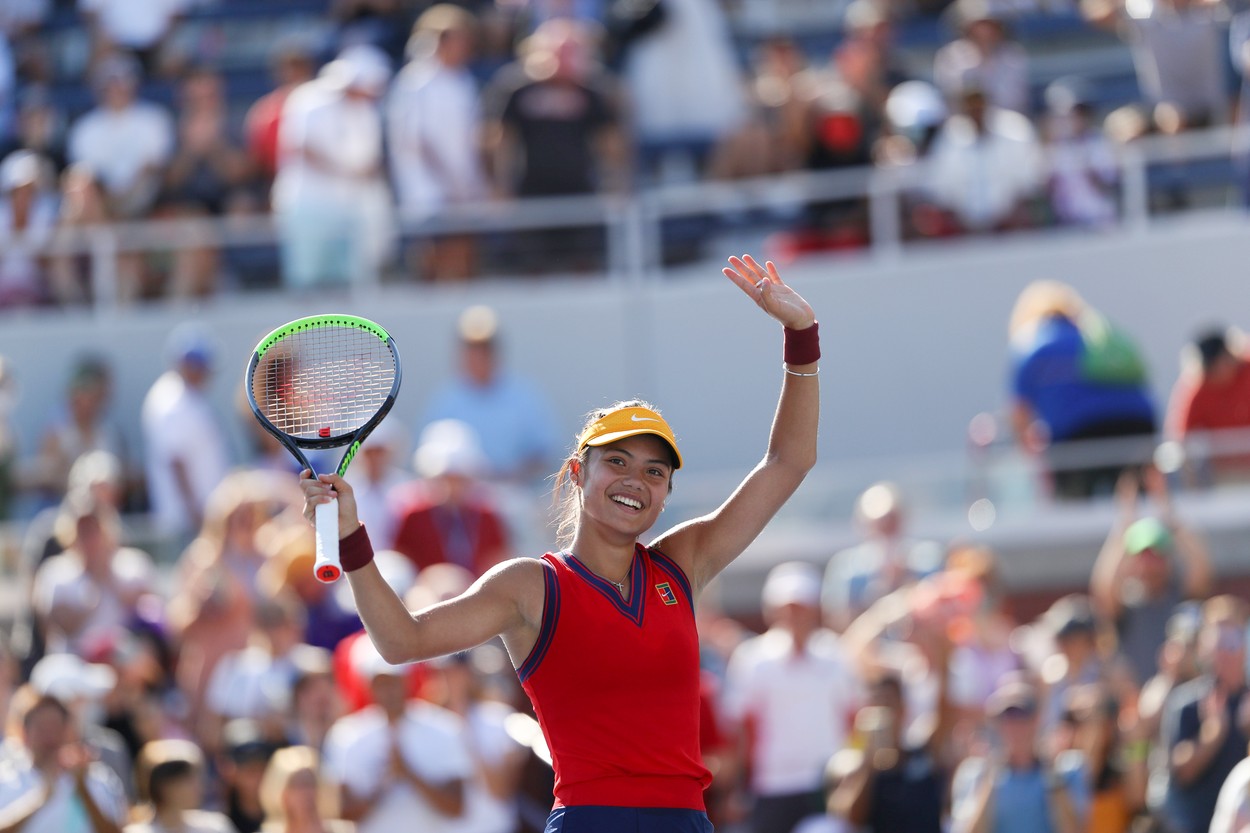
[576,434,674,539]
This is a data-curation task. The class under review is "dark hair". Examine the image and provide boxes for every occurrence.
[1194,328,1231,371]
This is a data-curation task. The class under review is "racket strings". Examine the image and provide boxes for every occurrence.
[255,326,396,440]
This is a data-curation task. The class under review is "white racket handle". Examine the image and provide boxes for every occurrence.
[314,499,343,583]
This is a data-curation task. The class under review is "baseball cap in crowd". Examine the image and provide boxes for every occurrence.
[458,304,500,345]
[1124,517,1173,557]
[577,406,683,469]
[165,321,216,368]
[414,419,486,479]
[884,81,947,135]
[1044,594,1097,642]
[986,678,1039,719]
[222,719,277,765]
[0,150,41,192]
[30,653,117,702]
[324,44,392,97]
[762,561,823,609]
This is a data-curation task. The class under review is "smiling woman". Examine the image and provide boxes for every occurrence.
[298,253,820,833]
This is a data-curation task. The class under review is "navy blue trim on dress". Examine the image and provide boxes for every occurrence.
[517,559,561,682]
[647,546,694,610]
[563,550,646,628]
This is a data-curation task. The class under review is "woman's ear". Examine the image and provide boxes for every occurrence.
[569,459,582,486]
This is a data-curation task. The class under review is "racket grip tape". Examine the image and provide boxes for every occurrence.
[314,499,342,583]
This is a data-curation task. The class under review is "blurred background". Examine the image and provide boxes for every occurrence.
[0,0,1249,832]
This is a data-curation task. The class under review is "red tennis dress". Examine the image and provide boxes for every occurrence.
[518,544,712,810]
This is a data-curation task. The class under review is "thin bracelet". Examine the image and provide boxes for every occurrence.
[783,364,819,377]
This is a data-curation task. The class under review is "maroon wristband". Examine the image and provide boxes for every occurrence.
[340,524,375,573]
[784,321,820,365]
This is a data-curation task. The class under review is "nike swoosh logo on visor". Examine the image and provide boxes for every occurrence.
[630,414,660,422]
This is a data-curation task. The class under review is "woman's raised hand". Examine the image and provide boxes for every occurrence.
[723,254,816,331]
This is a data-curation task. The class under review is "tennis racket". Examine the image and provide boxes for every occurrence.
[246,314,402,583]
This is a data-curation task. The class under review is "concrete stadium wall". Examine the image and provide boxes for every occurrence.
[1,213,1248,612]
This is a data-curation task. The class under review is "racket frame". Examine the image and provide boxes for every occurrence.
[245,314,402,583]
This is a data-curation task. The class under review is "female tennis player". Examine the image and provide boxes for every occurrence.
[299,253,819,832]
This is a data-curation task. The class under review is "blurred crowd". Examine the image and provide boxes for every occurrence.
[0,283,1246,833]
[0,0,1246,300]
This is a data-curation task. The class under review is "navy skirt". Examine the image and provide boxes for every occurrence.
[544,806,714,833]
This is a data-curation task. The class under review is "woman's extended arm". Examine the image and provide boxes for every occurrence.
[300,472,544,665]
[654,255,819,593]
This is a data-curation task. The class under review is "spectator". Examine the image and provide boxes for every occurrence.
[30,354,127,509]
[950,678,1091,833]
[1052,685,1135,833]
[821,481,944,631]
[420,305,561,484]
[933,0,1030,115]
[736,37,812,177]
[169,472,296,732]
[1158,595,1249,833]
[67,52,174,221]
[829,651,953,833]
[154,65,253,299]
[0,689,129,833]
[278,649,342,753]
[48,163,112,306]
[1042,78,1119,229]
[1082,0,1231,135]
[617,0,749,184]
[1090,467,1211,684]
[1165,326,1250,482]
[79,0,188,74]
[1007,280,1157,499]
[140,322,232,550]
[0,148,56,307]
[923,84,1045,235]
[1035,595,1134,734]
[127,738,236,833]
[31,492,155,657]
[875,79,947,169]
[724,562,861,833]
[244,36,319,189]
[1,87,68,176]
[257,745,352,833]
[422,649,527,833]
[343,419,411,551]
[484,19,625,269]
[28,651,135,799]
[202,594,317,751]
[388,4,488,282]
[389,419,512,577]
[217,719,278,833]
[272,44,395,290]
[321,638,471,833]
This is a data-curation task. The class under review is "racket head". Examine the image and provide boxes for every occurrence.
[245,314,402,475]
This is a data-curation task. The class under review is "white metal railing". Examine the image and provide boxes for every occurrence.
[17,122,1250,313]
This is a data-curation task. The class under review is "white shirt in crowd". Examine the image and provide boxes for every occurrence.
[322,700,474,833]
[0,759,128,833]
[78,0,188,50]
[140,370,231,538]
[205,645,304,722]
[387,58,487,217]
[723,628,861,796]
[460,700,524,833]
[1210,756,1250,833]
[67,101,174,198]
[926,106,1045,231]
[1046,126,1119,227]
[0,193,58,301]
[933,40,1031,115]
[32,546,154,655]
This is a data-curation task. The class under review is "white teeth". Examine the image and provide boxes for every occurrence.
[611,495,643,510]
